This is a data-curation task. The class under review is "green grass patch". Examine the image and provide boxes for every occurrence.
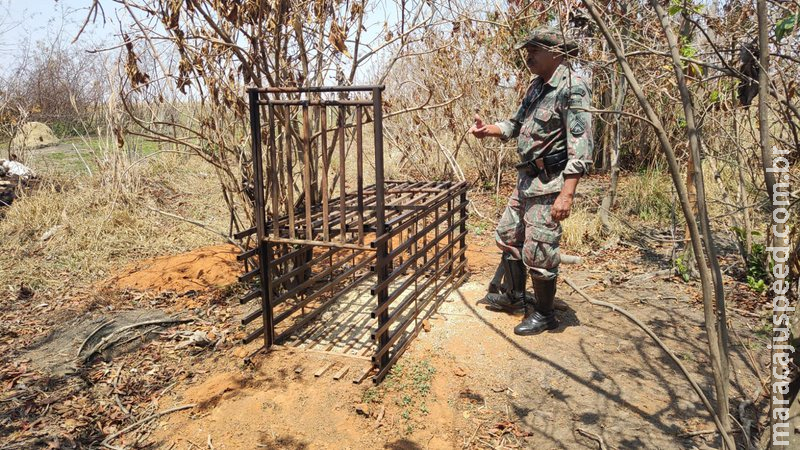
[361,358,436,434]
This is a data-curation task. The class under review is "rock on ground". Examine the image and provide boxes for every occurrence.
[10,122,59,150]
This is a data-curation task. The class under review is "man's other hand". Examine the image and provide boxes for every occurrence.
[469,114,491,138]
[551,192,574,222]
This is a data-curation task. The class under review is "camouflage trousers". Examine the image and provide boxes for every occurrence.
[495,190,561,281]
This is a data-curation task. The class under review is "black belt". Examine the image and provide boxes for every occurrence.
[515,150,569,180]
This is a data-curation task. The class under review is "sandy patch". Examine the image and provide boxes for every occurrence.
[109,244,241,294]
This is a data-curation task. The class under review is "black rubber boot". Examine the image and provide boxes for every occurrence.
[484,255,525,313]
[514,276,558,336]
[486,259,506,295]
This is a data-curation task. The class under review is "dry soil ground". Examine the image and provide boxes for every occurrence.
[1,229,770,449]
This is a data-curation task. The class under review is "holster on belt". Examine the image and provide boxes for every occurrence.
[515,150,569,180]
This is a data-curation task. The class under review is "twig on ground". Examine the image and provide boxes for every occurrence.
[729,324,768,400]
[475,438,499,450]
[576,428,609,450]
[464,420,484,449]
[116,325,161,349]
[81,318,193,364]
[158,381,179,400]
[628,269,672,282]
[731,308,760,318]
[101,403,196,447]
[678,428,717,437]
[738,401,754,448]
[729,413,750,448]
[133,419,157,447]
[113,362,129,416]
[468,200,487,220]
[563,277,731,442]
[373,405,385,429]
[77,320,115,357]
[144,205,244,250]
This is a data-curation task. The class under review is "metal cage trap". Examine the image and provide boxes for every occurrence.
[236,85,468,383]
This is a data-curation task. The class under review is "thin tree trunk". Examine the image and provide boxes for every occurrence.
[649,4,732,445]
[733,111,753,261]
[600,68,626,232]
[756,0,795,447]
[581,1,735,448]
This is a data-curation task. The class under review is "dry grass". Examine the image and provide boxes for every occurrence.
[0,146,229,299]
[616,169,676,226]
[561,203,605,250]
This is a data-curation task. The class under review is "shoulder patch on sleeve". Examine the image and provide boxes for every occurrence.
[570,86,587,97]
[570,115,587,136]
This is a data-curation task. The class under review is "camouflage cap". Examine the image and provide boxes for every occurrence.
[514,26,578,54]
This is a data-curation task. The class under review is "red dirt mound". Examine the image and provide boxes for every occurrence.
[110,244,241,294]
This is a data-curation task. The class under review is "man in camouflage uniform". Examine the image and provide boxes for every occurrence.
[470,26,593,336]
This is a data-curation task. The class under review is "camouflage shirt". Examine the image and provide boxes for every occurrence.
[495,63,593,197]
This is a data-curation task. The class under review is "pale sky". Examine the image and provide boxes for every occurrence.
[0,0,117,64]
[0,0,408,83]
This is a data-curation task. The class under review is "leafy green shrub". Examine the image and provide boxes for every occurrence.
[732,227,770,293]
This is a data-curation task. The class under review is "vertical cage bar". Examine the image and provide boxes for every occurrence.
[447,195,454,272]
[320,106,330,241]
[459,188,467,275]
[302,103,314,240]
[372,87,389,369]
[247,89,274,348]
[338,106,347,243]
[267,104,280,238]
[284,107,296,239]
[356,106,365,245]
[263,242,275,346]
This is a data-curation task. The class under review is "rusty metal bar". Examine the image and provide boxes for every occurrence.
[239,267,259,283]
[371,215,467,297]
[240,289,261,305]
[301,104,313,240]
[372,255,468,364]
[261,99,373,106]
[264,236,374,252]
[272,251,377,325]
[234,226,256,240]
[459,189,468,274]
[273,249,365,309]
[247,88,274,348]
[356,106,365,245]
[284,107,296,239]
[372,229,467,324]
[320,106,330,241]
[267,105,280,238]
[382,198,468,267]
[372,267,469,383]
[372,87,389,370]
[372,182,468,247]
[236,247,258,261]
[273,271,374,344]
[271,245,343,294]
[260,85,385,93]
[338,105,347,243]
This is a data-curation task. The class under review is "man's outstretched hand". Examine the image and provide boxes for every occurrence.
[469,114,495,139]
